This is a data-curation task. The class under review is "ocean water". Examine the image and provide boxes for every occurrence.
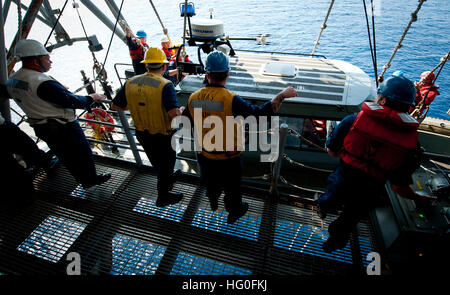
[4,0,449,119]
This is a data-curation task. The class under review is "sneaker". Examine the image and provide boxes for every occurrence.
[156,192,183,207]
[227,202,249,224]
[168,169,182,191]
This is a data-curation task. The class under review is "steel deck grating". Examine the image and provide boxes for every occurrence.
[0,156,377,275]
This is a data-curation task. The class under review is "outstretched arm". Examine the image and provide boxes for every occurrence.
[37,80,105,110]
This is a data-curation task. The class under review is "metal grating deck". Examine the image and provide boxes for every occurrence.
[0,156,377,275]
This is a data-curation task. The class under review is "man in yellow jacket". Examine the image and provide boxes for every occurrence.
[112,48,184,207]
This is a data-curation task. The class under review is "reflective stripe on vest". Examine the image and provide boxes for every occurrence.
[340,102,419,179]
[125,72,173,135]
[6,68,76,124]
[188,86,244,160]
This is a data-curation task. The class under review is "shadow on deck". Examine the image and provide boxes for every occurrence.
[0,156,376,275]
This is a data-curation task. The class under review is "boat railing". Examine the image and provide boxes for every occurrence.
[10,92,334,197]
[113,62,133,87]
[74,100,338,198]
[234,49,327,59]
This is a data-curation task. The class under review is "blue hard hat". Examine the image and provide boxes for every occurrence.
[136,30,147,38]
[392,70,404,77]
[377,76,416,106]
[205,51,230,73]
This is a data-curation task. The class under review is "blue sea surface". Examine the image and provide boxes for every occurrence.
[5,0,449,119]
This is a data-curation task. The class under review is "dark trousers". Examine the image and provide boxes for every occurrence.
[132,60,147,75]
[135,130,176,197]
[0,120,43,207]
[319,163,381,247]
[33,120,97,186]
[197,153,243,215]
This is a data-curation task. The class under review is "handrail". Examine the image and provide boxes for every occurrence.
[234,49,327,59]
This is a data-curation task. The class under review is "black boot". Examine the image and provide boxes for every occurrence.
[82,172,112,189]
[156,192,183,207]
[227,202,249,224]
[168,169,182,191]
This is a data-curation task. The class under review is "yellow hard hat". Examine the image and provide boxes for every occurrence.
[141,47,169,64]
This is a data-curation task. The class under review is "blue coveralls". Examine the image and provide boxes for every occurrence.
[318,114,420,248]
[184,84,275,215]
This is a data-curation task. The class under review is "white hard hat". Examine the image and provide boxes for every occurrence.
[160,35,169,43]
[14,39,49,60]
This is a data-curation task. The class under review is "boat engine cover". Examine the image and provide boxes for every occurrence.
[191,18,224,41]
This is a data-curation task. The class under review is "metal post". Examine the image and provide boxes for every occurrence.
[6,0,44,75]
[116,110,142,166]
[79,0,125,42]
[269,123,289,197]
[0,0,11,121]
[182,0,188,45]
[2,0,11,22]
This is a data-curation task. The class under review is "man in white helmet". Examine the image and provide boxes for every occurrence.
[160,35,172,60]
[2,39,111,189]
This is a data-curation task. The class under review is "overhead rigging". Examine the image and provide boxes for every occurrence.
[362,0,378,86]
[44,0,69,47]
[148,0,173,47]
[311,0,335,57]
[378,0,427,83]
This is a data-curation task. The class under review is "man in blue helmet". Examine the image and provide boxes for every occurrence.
[125,26,149,75]
[316,75,437,252]
[186,51,298,224]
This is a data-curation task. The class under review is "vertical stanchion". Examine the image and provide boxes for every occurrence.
[116,111,142,166]
[269,123,288,197]
[0,0,11,121]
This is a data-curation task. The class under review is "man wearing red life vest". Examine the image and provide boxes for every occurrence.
[161,35,172,60]
[316,75,436,252]
[125,27,149,75]
[409,71,440,115]
[164,44,191,85]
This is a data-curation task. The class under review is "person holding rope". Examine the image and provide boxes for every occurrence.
[161,35,172,60]
[125,26,149,75]
[2,39,111,190]
[111,48,184,207]
[316,75,437,252]
[409,71,440,117]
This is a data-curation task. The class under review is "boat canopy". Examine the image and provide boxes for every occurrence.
[177,51,376,119]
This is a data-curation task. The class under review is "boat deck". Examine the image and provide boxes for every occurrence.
[0,156,377,275]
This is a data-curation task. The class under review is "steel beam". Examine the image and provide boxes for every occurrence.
[6,0,44,75]
[0,0,11,121]
[79,0,125,42]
